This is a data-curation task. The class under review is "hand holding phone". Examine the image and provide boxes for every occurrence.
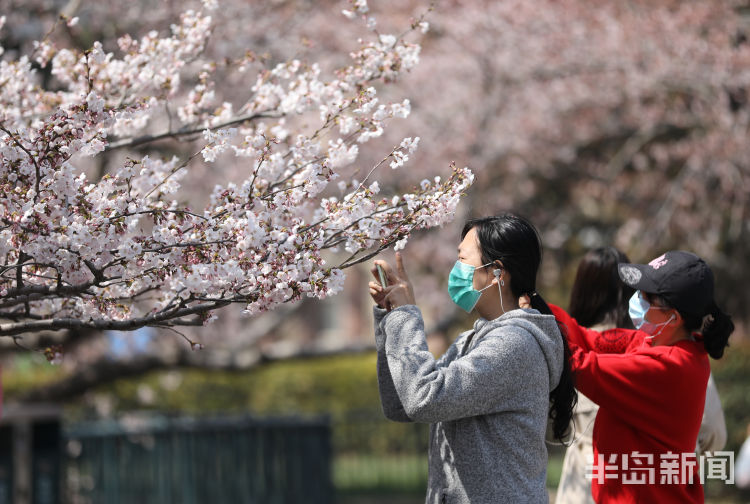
[369,254,415,311]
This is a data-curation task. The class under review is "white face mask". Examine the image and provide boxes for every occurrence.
[628,291,675,339]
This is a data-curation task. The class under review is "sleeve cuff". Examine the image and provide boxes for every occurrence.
[373,305,421,350]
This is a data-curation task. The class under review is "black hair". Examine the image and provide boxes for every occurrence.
[568,247,634,329]
[461,213,576,442]
[680,302,734,359]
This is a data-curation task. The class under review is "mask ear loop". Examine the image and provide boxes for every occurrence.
[644,313,676,340]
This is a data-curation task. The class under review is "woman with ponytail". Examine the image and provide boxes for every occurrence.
[368,213,576,503]
[548,250,734,503]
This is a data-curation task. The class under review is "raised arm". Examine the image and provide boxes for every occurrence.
[550,304,640,354]
[379,305,551,423]
[550,304,607,352]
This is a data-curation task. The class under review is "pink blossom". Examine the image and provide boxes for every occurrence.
[0,0,471,340]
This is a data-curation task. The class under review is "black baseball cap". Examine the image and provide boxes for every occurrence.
[617,250,714,316]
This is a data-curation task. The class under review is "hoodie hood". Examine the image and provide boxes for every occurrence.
[473,308,564,391]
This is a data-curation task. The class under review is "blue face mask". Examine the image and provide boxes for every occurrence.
[628,291,675,338]
[448,261,494,312]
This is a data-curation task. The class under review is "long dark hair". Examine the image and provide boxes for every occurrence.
[461,213,576,442]
[568,247,634,329]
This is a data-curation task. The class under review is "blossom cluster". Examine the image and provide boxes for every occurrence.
[0,0,472,336]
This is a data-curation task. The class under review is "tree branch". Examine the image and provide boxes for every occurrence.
[0,300,230,336]
[0,282,96,310]
[105,111,282,151]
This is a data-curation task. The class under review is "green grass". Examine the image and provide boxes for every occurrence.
[333,451,566,495]
[334,454,428,494]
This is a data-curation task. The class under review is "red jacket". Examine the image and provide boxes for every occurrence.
[551,305,710,503]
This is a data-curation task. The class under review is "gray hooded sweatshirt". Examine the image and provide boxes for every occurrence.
[374,304,564,504]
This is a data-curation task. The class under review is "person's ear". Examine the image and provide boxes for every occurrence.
[492,260,510,287]
[492,261,504,276]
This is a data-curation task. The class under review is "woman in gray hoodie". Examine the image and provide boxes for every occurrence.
[369,214,577,504]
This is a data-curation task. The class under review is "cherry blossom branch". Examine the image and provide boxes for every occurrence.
[105,111,282,151]
[0,283,96,310]
[0,125,43,201]
[0,300,231,336]
[0,0,475,342]
[142,150,203,199]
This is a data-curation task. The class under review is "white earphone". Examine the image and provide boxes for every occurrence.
[493,268,506,312]
[493,268,504,287]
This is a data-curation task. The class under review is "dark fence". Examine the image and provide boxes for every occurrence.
[0,404,63,504]
[1,408,429,502]
[64,415,332,504]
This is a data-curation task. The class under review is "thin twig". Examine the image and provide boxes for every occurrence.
[143,149,203,199]
[142,239,233,254]
[0,299,231,336]
[0,125,43,201]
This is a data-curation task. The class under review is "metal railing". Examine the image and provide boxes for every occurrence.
[64,415,332,504]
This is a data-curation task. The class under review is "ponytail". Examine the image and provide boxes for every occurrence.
[528,291,551,315]
[681,301,734,359]
[702,302,734,359]
[529,291,577,442]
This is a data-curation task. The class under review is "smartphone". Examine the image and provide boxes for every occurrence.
[376,264,388,288]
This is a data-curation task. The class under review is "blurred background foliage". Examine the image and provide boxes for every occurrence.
[5,338,750,452]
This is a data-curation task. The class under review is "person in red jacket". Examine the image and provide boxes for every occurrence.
[547,250,734,503]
